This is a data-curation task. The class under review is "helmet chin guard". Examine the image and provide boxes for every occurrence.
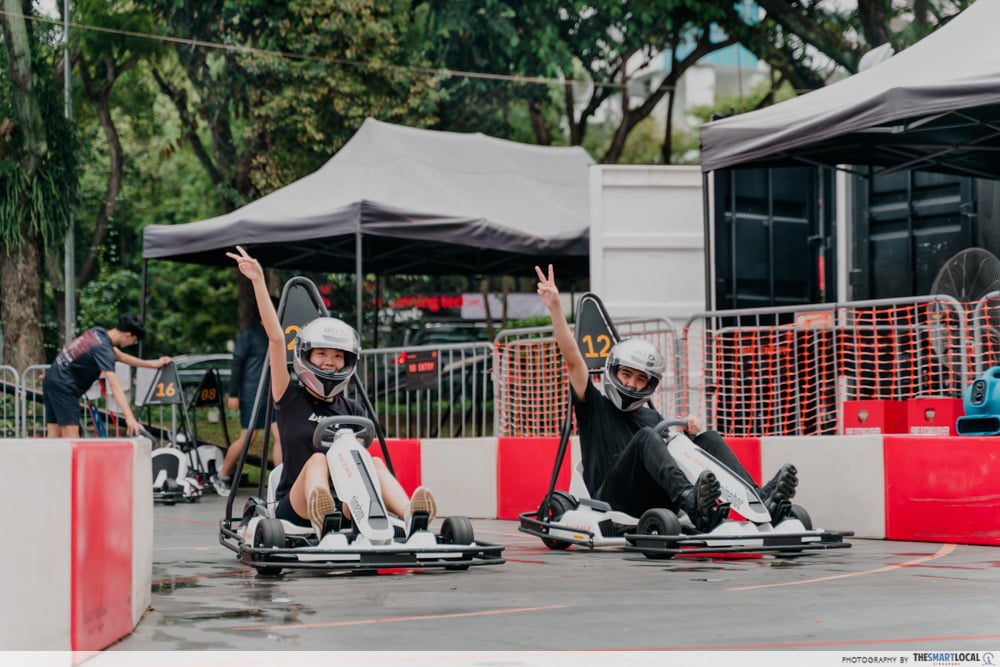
[602,338,665,412]
[293,317,361,399]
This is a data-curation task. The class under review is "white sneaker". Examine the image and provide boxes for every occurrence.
[213,475,231,497]
[404,486,437,536]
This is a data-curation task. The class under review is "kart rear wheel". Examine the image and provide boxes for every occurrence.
[440,516,474,570]
[787,504,812,530]
[162,478,180,505]
[637,508,681,560]
[538,492,576,551]
[440,516,475,545]
[253,518,286,576]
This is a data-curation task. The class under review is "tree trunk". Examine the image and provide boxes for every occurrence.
[1,0,49,368]
[1,236,46,369]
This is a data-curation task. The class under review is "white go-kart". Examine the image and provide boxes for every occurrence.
[221,415,505,575]
[520,419,852,558]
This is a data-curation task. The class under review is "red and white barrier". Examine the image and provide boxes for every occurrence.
[411,434,996,544]
[0,437,152,651]
[6,429,991,653]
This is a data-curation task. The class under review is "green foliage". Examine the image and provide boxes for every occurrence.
[0,23,79,252]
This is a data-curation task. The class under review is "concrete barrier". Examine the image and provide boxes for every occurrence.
[762,435,886,539]
[0,437,152,651]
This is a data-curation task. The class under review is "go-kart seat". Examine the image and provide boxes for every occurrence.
[266,463,283,517]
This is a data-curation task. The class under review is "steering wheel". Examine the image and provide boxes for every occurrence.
[311,415,376,450]
[653,418,689,437]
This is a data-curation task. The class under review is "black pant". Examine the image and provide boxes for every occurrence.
[594,428,756,518]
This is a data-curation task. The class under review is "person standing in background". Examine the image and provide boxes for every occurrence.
[216,297,283,496]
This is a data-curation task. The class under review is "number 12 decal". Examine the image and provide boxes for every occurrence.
[581,334,612,358]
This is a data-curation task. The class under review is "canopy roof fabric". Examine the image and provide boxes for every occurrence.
[142,118,594,277]
[700,0,1000,179]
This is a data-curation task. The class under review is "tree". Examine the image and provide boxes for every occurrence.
[148,0,442,326]
[419,1,743,163]
[0,0,78,368]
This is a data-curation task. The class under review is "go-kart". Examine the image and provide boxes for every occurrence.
[219,276,504,575]
[518,290,851,558]
[520,419,852,558]
[220,415,505,575]
[151,442,204,505]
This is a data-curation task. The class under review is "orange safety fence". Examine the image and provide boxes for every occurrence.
[495,295,1000,438]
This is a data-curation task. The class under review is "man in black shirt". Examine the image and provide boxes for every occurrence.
[535,264,797,532]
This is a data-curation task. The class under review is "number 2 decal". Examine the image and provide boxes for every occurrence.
[285,324,300,351]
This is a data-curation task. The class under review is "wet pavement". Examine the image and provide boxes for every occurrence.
[110,492,1000,655]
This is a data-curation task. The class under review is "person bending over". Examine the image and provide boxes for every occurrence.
[228,246,436,536]
[43,313,172,438]
[535,263,797,532]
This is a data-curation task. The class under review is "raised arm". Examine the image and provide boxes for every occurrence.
[535,264,588,400]
[227,246,290,401]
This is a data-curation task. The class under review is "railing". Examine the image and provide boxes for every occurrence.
[493,318,682,437]
[7,293,995,441]
[0,365,20,438]
[682,296,969,436]
[356,342,494,439]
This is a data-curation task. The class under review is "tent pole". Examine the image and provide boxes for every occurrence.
[139,258,148,358]
[355,231,363,335]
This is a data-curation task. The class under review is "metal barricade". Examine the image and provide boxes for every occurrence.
[683,295,968,437]
[356,342,494,439]
[0,365,20,437]
[21,364,48,438]
[493,317,682,437]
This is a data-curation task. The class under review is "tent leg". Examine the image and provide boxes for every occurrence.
[355,231,363,335]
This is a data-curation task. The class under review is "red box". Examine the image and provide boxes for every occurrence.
[906,398,964,436]
[842,400,907,435]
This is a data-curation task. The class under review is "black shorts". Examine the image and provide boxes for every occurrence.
[274,496,311,527]
[240,395,276,430]
[43,386,83,427]
[274,493,342,527]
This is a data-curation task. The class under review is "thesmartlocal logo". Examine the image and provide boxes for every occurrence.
[912,653,993,666]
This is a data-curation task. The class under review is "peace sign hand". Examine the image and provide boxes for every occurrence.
[226,245,263,281]
[535,263,560,311]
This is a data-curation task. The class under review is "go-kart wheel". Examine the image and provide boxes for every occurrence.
[253,518,286,576]
[439,516,474,570]
[637,508,681,560]
[440,516,475,544]
[537,492,576,551]
[638,508,681,536]
[786,503,812,530]
[162,478,180,505]
[312,415,376,450]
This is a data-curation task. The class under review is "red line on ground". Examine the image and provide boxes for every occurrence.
[229,604,570,632]
[726,543,956,591]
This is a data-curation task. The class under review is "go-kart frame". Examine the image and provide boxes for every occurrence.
[218,276,505,574]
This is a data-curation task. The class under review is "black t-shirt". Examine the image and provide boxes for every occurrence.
[274,383,366,501]
[572,381,660,496]
[43,327,116,397]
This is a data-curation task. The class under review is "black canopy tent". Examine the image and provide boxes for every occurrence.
[141,118,594,331]
[699,0,1000,180]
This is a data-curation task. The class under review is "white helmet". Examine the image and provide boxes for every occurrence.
[603,338,665,412]
[292,317,360,399]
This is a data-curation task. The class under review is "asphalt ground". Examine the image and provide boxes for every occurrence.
[93,492,1000,665]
